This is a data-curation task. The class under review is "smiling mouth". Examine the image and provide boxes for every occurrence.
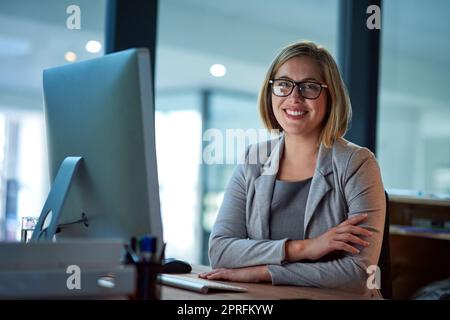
[283,109,308,119]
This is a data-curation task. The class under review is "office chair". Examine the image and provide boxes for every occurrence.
[378,191,393,299]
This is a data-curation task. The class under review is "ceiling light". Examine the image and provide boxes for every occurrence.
[209,64,226,77]
[85,40,102,53]
[64,51,77,62]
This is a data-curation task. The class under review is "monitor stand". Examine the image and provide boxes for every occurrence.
[31,156,84,241]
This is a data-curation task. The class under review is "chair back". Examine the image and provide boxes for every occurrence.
[378,191,393,299]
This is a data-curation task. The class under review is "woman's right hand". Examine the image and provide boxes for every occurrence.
[285,214,372,262]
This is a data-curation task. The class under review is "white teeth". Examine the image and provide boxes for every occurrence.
[285,109,306,116]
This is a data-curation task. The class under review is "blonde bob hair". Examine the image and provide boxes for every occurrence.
[258,41,351,148]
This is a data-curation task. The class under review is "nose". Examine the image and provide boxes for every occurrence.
[289,84,305,101]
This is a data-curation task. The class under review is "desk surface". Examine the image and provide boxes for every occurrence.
[161,265,375,300]
[389,193,450,207]
[390,225,450,241]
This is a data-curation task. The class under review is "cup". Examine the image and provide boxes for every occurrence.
[21,217,38,243]
[135,261,161,300]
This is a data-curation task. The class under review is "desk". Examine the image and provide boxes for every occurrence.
[161,265,377,300]
[387,194,450,298]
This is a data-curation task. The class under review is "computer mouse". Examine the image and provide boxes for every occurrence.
[161,258,192,274]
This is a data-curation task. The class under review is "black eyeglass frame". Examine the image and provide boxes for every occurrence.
[269,79,328,99]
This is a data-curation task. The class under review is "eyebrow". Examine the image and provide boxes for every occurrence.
[276,76,321,82]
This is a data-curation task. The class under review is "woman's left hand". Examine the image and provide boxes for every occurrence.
[198,265,271,283]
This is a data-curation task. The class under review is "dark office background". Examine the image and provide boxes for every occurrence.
[0,0,449,273]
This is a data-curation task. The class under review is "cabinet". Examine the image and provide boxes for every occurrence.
[388,194,450,299]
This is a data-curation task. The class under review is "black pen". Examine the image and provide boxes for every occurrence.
[124,244,140,264]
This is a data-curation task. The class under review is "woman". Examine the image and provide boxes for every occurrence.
[199,41,386,298]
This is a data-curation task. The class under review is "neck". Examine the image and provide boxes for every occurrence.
[283,132,320,164]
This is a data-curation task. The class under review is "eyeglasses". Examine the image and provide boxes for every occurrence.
[269,79,328,99]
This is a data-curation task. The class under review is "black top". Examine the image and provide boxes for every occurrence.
[269,177,312,240]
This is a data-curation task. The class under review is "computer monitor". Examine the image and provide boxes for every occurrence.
[31,48,163,250]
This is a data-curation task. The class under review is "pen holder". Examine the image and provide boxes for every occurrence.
[135,260,161,300]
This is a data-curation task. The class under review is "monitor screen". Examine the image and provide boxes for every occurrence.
[35,48,163,249]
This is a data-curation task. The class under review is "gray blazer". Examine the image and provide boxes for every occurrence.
[208,135,386,297]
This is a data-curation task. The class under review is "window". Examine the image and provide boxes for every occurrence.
[155,93,202,263]
[378,0,450,196]
[0,0,106,240]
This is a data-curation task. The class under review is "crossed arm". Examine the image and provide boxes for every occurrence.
[201,149,385,294]
[200,214,371,282]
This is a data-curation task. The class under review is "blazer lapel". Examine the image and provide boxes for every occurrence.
[253,135,284,239]
[254,175,276,239]
[252,136,334,239]
[303,144,333,235]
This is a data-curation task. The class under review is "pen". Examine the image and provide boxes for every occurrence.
[130,236,137,253]
[124,244,140,264]
[139,235,156,262]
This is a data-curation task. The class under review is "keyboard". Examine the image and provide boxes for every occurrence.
[158,274,248,294]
